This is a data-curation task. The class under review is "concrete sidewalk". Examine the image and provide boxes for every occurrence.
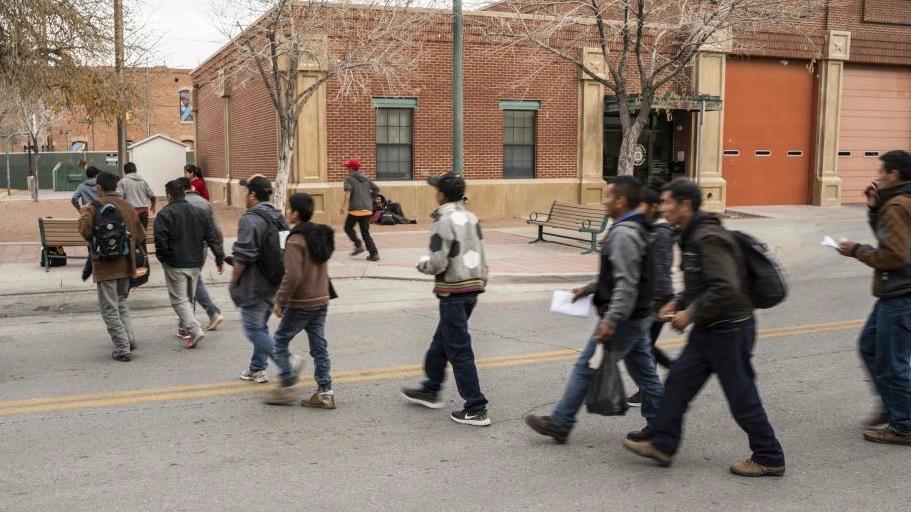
[0,223,600,297]
[0,205,876,298]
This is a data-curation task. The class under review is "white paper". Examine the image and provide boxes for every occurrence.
[821,236,839,249]
[550,290,592,318]
[279,230,290,249]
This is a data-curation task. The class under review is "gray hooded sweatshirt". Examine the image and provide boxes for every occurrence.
[343,171,380,212]
[229,202,289,308]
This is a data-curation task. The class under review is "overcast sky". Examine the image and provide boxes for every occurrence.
[134,0,233,70]
[135,0,493,70]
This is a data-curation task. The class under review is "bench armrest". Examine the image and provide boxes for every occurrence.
[528,212,549,222]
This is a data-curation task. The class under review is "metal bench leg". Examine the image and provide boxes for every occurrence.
[529,225,544,244]
[43,248,50,272]
[581,234,598,255]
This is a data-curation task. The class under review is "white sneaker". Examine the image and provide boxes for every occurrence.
[240,369,268,383]
[206,314,224,331]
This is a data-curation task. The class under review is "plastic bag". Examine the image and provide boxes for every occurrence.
[585,346,629,416]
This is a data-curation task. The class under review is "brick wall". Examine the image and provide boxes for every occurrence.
[49,67,195,151]
[325,39,581,183]
[195,80,225,179]
[229,77,279,181]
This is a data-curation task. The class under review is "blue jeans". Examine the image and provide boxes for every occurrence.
[859,297,911,434]
[241,301,274,372]
[651,318,785,467]
[273,307,331,389]
[195,278,221,318]
[552,317,664,430]
[422,293,488,413]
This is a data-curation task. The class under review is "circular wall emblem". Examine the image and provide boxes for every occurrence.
[633,144,647,167]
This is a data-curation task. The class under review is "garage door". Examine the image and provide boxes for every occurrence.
[723,58,814,206]
[839,65,911,203]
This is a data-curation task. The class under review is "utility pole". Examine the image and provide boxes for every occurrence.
[452,0,464,176]
[114,0,127,175]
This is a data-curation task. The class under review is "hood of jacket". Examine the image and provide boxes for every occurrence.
[348,171,369,183]
[247,202,290,230]
[290,222,335,263]
[875,181,911,210]
[124,173,143,182]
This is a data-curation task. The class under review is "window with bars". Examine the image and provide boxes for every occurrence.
[503,110,536,179]
[375,108,413,180]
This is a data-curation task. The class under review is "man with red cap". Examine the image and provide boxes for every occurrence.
[341,159,380,261]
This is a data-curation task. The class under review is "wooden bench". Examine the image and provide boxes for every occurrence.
[527,201,610,254]
[38,217,155,271]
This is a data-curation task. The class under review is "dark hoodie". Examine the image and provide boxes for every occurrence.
[676,212,753,328]
[344,171,380,212]
[854,181,911,298]
[229,202,290,308]
[275,222,335,311]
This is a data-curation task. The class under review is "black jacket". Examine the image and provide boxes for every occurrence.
[676,212,752,328]
[154,199,225,269]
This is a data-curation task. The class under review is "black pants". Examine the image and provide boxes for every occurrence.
[650,318,785,467]
[650,321,673,369]
[344,214,377,255]
[422,293,488,413]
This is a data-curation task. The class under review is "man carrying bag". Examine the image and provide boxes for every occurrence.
[525,177,664,444]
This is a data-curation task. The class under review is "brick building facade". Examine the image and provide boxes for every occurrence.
[47,67,196,153]
[191,1,911,218]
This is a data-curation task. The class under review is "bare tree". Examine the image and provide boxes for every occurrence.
[217,0,433,208]
[16,91,60,201]
[494,0,823,175]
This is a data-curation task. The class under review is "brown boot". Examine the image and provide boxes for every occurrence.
[622,440,673,467]
[301,391,336,410]
[263,386,298,406]
[729,459,786,477]
[863,426,911,446]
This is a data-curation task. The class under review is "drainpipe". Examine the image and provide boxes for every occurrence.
[695,98,706,187]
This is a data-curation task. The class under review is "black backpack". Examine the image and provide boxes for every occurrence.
[92,202,130,259]
[249,209,285,285]
[731,231,788,309]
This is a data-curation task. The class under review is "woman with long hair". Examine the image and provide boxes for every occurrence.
[183,164,210,201]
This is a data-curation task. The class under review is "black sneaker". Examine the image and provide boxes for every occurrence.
[401,387,444,409]
[451,409,491,427]
[626,426,653,442]
[351,246,366,256]
[627,390,642,408]
[366,254,380,262]
[112,353,132,362]
[525,414,570,444]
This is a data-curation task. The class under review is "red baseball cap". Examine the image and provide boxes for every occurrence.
[344,159,361,170]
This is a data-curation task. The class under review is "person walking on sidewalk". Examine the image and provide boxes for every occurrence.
[837,150,911,447]
[116,162,156,228]
[78,172,145,362]
[341,159,380,261]
[154,179,225,349]
[180,177,225,332]
[230,176,290,384]
[184,164,210,201]
[525,176,664,443]
[628,179,675,408]
[624,179,786,477]
[263,193,336,408]
[401,173,491,426]
[71,165,100,210]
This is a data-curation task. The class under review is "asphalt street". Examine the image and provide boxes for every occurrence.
[0,240,908,510]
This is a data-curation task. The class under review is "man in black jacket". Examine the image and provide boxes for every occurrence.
[155,179,225,349]
[624,179,785,478]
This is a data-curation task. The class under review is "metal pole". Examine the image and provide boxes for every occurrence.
[114,0,127,176]
[695,99,705,187]
[452,0,464,176]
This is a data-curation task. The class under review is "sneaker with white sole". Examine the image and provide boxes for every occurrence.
[240,369,269,383]
[301,389,336,410]
[185,332,204,349]
[450,409,491,427]
[206,314,224,331]
[175,328,191,340]
[401,387,444,409]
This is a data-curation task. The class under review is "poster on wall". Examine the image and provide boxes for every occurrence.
[179,90,194,122]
